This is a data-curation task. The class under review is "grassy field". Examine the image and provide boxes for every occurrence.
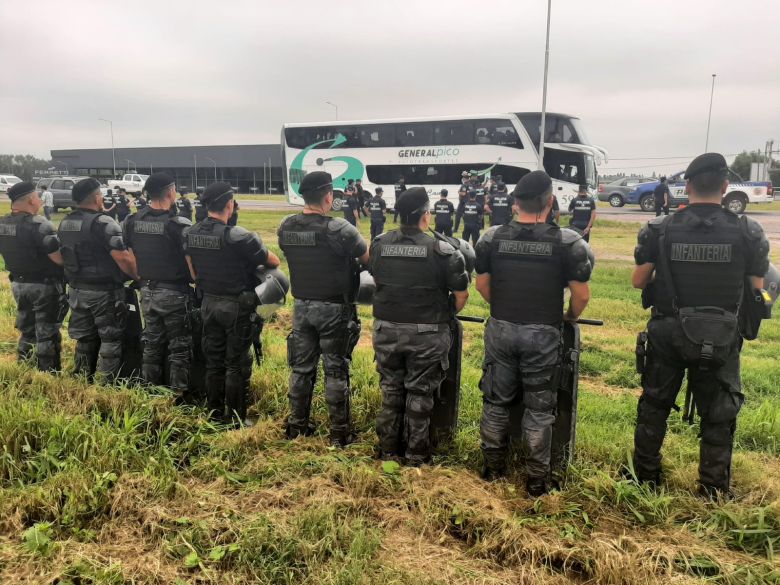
[0,207,779,584]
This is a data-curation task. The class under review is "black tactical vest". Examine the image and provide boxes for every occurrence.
[463,201,481,226]
[434,201,453,223]
[194,199,207,222]
[58,209,123,287]
[0,214,62,280]
[489,222,566,324]
[127,207,190,283]
[367,197,385,221]
[372,229,450,324]
[489,194,512,225]
[570,197,595,227]
[279,214,356,302]
[186,219,253,296]
[653,206,746,313]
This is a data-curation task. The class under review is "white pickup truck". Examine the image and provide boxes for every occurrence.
[107,173,149,195]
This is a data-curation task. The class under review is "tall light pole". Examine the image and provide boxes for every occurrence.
[98,118,116,178]
[538,0,553,171]
[325,100,338,120]
[126,159,136,173]
[705,74,717,152]
[204,156,217,182]
[193,154,198,190]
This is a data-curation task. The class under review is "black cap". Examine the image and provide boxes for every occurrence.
[395,187,429,223]
[299,171,332,194]
[685,152,728,179]
[347,178,354,184]
[72,178,102,203]
[468,189,477,198]
[496,182,506,191]
[375,187,383,193]
[201,181,234,204]
[441,188,448,196]
[7,181,35,201]
[513,171,552,200]
[144,172,175,196]
[578,183,588,192]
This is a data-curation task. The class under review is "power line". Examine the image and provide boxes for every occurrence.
[608,152,741,161]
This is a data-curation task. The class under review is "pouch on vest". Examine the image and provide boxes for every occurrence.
[61,246,81,273]
[738,278,772,341]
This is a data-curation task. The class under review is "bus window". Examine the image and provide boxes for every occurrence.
[359,125,395,147]
[395,123,434,147]
[474,120,523,148]
[434,121,474,145]
[367,163,530,185]
[543,148,589,186]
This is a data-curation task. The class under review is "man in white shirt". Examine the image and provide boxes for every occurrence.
[41,188,54,220]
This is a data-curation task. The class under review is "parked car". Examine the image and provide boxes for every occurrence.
[107,173,149,195]
[626,170,774,213]
[0,174,23,194]
[35,176,108,211]
[597,177,652,207]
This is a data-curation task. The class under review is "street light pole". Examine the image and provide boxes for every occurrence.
[538,0,552,171]
[705,74,717,152]
[204,156,217,182]
[325,100,338,120]
[98,118,116,178]
[194,154,198,190]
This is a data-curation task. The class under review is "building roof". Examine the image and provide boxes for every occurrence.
[51,144,282,169]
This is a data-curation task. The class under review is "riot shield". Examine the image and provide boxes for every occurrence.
[430,318,463,447]
[509,321,581,470]
[118,286,143,381]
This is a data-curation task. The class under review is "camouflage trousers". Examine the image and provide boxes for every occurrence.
[140,286,192,396]
[480,318,561,479]
[68,287,126,382]
[11,281,66,372]
[286,299,360,440]
[633,317,743,491]
[373,320,452,463]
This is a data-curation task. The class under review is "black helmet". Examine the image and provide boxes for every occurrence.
[254,267,290,317]
[765,263,780,306]
[456,238,476,275]
[355,271,376,305]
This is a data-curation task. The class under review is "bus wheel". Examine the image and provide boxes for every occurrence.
[723,193,747,214]
[639,194,655,213]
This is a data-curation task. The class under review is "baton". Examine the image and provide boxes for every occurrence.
[456,315,486,323]
[576,318,604,326]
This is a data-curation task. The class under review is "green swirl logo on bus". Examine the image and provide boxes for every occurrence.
[289,134,365,196]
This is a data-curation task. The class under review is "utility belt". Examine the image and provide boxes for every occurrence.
[10,274,63,285]
[294,295,349,304]
[69,280,124,292]
[203,290,258,311]
[141,280,191,293]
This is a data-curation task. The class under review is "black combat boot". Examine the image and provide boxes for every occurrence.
[285,422,315,440]
[526,476,549,497]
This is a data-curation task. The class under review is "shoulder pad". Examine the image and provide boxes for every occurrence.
[560,227,583,245]
[741,215,766,240]
[170,215,192,227]
[481,225,501,244]
[434,239,456,256]
[225,225,254,244]
[648,214,669,228]
[28,214,46,226]
[98,215,122,236]
[279,214,296,228]
[327,217,352,233]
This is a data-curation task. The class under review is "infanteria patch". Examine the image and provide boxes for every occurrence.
[282,231,316,246]
[670,243,732,263]
[59,219,83,232]
[498,240,553,256]
[0,224,17,236]
[134,221,165,235]
[187,234,222,250]
[381,244,428,258]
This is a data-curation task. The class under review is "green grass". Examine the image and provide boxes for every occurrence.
[0,208,779,583]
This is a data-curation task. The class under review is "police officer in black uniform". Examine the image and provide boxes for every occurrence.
[654,176,671,217]
[366,186,387,240]
[630,153,770,498]
[116,188,131,223]
[474,171,594,495]
[184,182,281,424]
[456,189,483,245]
[0,182,66,371]
[228,199,240,227]
[176,192,193,222]
[371,187,470,465]
[278,171,369,446]
[134,193,148,211]
[546,194,560,225]
[59,178,139,382]
[392,176,407,223]
[567,184,597,242]
[342,187,361,227]
[355,178,368,218]
[123,173,193,399]
[104,189,118,220]
[433,189,455,236]
[485,182,512,227]
[194,193,208,223]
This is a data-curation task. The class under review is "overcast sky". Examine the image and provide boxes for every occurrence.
[1,0,778,175]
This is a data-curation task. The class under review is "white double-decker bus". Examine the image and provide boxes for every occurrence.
[281,112,606,210]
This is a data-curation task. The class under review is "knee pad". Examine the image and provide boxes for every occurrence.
[637,395,672,426]
[381,389,405,412]
[523,379,556,412]
[700,420,735,447]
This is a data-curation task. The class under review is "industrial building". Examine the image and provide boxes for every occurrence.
[50,144,283,193]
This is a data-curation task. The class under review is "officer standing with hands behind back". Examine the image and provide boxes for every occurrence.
[474,171,593,496]
[568,184,597,241]
[185,182,280,425]
[0,182,65,371]
[279,171,369,446]
[630,153,770,498]
[123,173,193,400]
[371,187,469,466]
[433,189,455,236]
[58,178,139,382]
[365,186,387,240]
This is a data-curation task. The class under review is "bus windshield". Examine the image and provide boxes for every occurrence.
[515,113,591,148]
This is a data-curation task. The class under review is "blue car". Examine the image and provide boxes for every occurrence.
[625,170,774,214]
